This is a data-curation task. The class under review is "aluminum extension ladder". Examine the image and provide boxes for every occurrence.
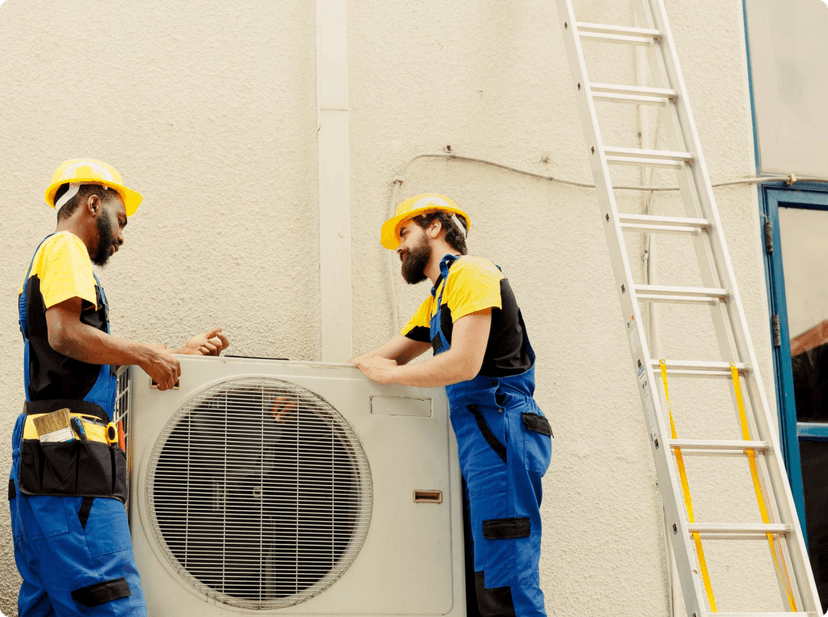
[554,0,821,615]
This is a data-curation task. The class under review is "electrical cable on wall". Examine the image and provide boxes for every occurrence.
[385,151,828,335]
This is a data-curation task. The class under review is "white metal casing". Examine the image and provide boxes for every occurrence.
[127,355,465,616]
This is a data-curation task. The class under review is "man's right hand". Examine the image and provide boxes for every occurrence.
[141,343,181,390]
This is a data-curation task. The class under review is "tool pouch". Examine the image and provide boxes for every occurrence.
[18,401,127,503]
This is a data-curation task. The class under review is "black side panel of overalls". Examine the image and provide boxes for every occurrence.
[467,404,507,464]
[474,572,517,617]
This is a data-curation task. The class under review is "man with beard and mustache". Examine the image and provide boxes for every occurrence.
[10,159,229,617]
[351,193,553,617]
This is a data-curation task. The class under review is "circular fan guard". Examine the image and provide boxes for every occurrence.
[147,377,373,610]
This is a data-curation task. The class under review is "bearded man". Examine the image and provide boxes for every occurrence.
[10,159,229,616]
[351,193,553,617]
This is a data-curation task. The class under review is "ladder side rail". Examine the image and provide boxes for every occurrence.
[630,24,797,602]
[555,1,709,615]
[753,443,810,609]
[632,5,769,560]
[639,0,820,611]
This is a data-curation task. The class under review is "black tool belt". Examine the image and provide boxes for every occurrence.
[18,400,127,503]
[24,399,109,422]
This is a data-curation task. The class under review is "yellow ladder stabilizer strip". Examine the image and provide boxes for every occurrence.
[729,363,798,612]
[660,360,718,613]
[24,413,108,444]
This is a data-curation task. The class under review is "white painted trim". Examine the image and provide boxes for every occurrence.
[317,0,352,361]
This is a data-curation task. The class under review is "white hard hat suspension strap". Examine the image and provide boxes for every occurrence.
[450,214,467,239]
[54,183,81,211]
[53,183,110,211]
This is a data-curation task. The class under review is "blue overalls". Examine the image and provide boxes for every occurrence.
[432,255,552,617]
[9,235,147,616]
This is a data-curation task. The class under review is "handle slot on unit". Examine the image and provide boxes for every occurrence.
[413,490,443,504]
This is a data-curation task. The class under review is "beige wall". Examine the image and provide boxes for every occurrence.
[0,0,769,615]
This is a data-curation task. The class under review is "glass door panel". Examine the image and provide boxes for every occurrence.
[778,205,828,605]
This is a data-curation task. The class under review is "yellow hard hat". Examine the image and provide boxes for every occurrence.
[44,159,143,217]
[381,193,471,250]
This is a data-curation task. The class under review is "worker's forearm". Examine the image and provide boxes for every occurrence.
[49,320,152,367]
[389,347,479,388]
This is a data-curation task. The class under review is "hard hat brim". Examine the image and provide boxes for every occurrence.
[44,179,143,217]
[381,206,470,250]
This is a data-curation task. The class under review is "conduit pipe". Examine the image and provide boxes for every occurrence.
[317,0,352,361]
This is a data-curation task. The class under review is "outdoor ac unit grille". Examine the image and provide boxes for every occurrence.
[146,377,373,610]
[114,368,131,514]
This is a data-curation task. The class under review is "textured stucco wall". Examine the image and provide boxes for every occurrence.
[0,1,318,613]
[0,0,769,615]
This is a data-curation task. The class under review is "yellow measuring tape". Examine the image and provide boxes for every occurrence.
[729,363,798,612]
[659,360,718,612]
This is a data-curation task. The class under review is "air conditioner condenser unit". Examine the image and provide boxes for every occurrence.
[122,355,466,616]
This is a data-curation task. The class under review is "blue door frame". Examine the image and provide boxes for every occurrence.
[761,182,828,543]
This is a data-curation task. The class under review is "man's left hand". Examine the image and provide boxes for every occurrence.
[351,355,398,384]
[183,327,230,356]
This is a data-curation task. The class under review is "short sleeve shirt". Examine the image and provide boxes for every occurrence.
[401,255,532,377]
[20,231,107,401]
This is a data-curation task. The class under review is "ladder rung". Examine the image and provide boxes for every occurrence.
[668,439,770,456]
[619,214,711,235]
[686,523,791,539]
[714,613,818,616]
[605,147,694,168]
[651,360,748,377]
[591,83,677,105]
[635,284,729,304]
[576,22,662,46]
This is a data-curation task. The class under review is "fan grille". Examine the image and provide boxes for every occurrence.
[147,377,372,610]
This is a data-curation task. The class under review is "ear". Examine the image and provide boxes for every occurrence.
[428,219,442,239]
[85,194,100,216]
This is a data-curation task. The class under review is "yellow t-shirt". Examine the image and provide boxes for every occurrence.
[402,256,503,335]
[401,255,531,377]
[20,231,98,308]
[20,231,106,401]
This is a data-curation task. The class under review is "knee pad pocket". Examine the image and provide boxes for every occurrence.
[482,517,531,540]
[71,577,131,607]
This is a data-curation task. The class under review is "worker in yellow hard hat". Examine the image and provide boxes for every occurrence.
[10,159,230,616]
[353,193,553,617]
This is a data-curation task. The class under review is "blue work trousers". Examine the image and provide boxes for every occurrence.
[448,371,553,617]
[9,413,146,616]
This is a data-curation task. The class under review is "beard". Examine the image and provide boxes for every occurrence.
[91,213,116,267]
[400,236,431,285]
